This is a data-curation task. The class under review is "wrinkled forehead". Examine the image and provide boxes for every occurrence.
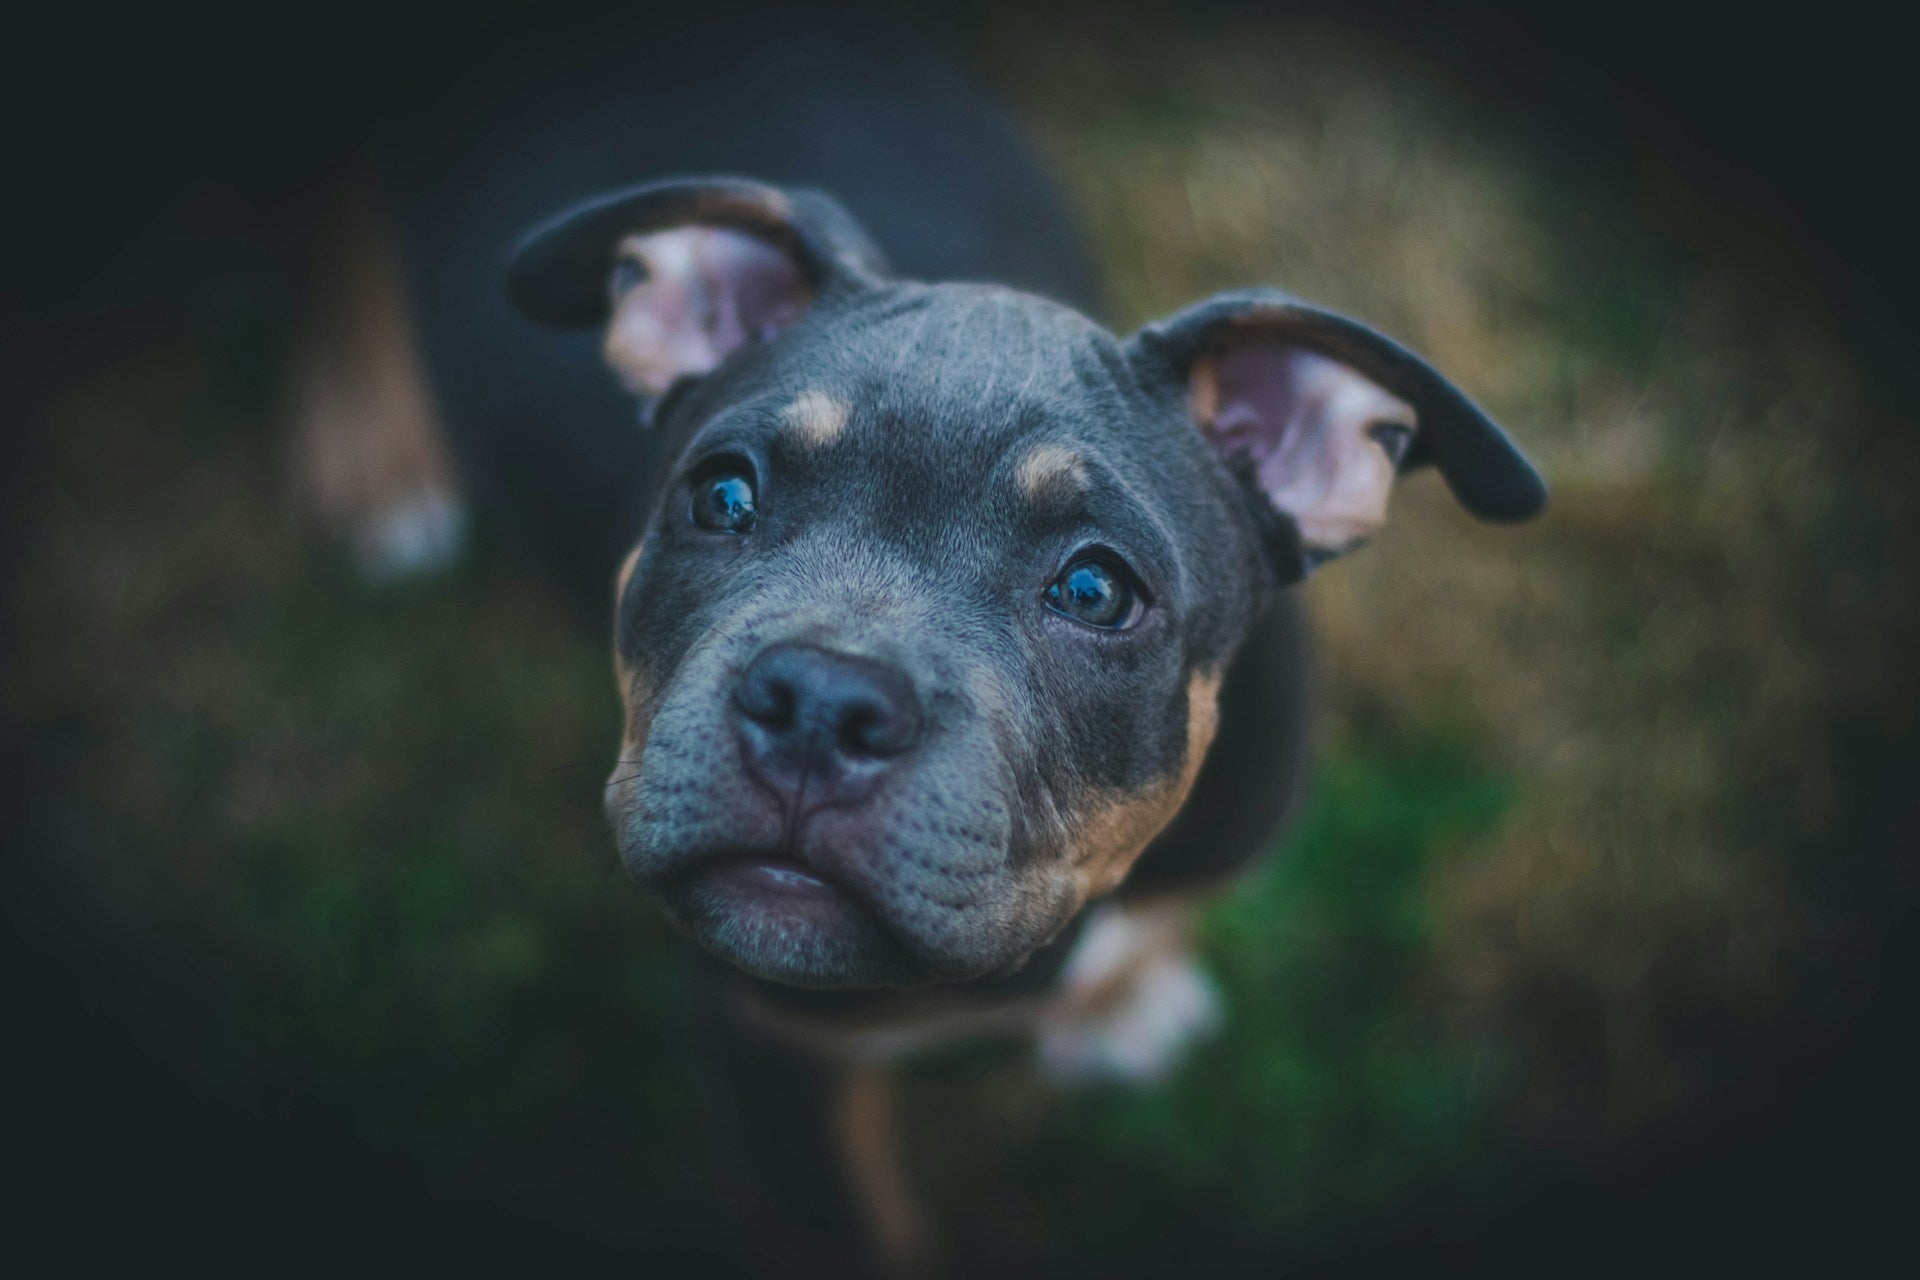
[677,282,1202,555]
[768,282,1136,444]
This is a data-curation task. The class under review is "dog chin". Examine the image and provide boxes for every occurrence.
[659,857,932,989]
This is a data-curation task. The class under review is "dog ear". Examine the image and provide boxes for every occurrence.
[507,176,889,395]
[1127,288,1545,580]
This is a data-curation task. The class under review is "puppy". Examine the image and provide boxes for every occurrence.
[298,14,1545,1271]
[506,173,1540,1269]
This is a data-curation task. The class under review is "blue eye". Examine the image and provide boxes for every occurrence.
[1045,556,1142,629]
[690,464,758,534]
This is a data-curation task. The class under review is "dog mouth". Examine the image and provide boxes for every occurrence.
[679,851,857,915]
[656,846,929,988]
[712,856,834,895]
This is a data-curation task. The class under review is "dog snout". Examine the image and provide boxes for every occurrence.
[734,641,923,806]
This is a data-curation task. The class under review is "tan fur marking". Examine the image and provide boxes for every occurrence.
[1015,443,1090,498]
[833,1067,929,1274]
[607,538,657,821]
[781,390,851,447]
[611,539,645,681]
[614,541,643,605]
[605,659,659,835]
[1071,669,1223,899]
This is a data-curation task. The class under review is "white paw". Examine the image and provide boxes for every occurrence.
[1036,951,1225,1086]
[350,486,467,584]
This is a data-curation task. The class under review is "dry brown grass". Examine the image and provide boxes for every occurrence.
[986,11,1920,1152]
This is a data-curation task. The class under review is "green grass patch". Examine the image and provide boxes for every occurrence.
[1028,726,1516,1263]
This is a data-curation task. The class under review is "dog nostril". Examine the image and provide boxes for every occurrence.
[840,700,919,758]
[840,706,884,757]
[737,672,796,728]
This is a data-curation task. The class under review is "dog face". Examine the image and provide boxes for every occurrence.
[601,283,1253,990]
[509,179,1544,989]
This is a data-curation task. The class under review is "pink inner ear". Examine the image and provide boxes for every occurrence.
[1195,342,1417,552]
[602,227,813,395]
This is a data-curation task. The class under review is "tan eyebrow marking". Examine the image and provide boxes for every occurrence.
[781,390,852,447]
[1016,443,1090,498]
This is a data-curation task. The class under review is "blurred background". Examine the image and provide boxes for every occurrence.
[4,0,1915,1271]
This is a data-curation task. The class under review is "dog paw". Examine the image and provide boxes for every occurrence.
[1035,950,1225,1086]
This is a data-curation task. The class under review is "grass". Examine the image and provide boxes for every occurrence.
[13,348,1527,1261]
[1059,734,1514,1251]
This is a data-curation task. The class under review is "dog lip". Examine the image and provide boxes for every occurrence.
[666,841,955,974]
[738,858,829,892]
[699,853,837,897]
[667,844,855,900]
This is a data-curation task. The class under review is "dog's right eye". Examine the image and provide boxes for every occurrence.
[690,462,758,534]
[1045,553,1145,630]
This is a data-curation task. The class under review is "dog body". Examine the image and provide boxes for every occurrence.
[308,11,1543,1268]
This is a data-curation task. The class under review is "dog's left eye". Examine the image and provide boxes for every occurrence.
[1045,555,1144,630]
[690,463,758,534]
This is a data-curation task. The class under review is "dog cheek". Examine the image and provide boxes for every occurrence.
[614,620,792,872]
[1066,668,1222,900]
[604,665,660,831]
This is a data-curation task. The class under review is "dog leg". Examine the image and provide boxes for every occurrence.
[287,169,466,583]
[833,1064,932,1276]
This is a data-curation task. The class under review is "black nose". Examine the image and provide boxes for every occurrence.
[734,642,924,807]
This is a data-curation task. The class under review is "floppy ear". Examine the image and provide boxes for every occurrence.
[1127,289,1546,580]
[506,175,889,395]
